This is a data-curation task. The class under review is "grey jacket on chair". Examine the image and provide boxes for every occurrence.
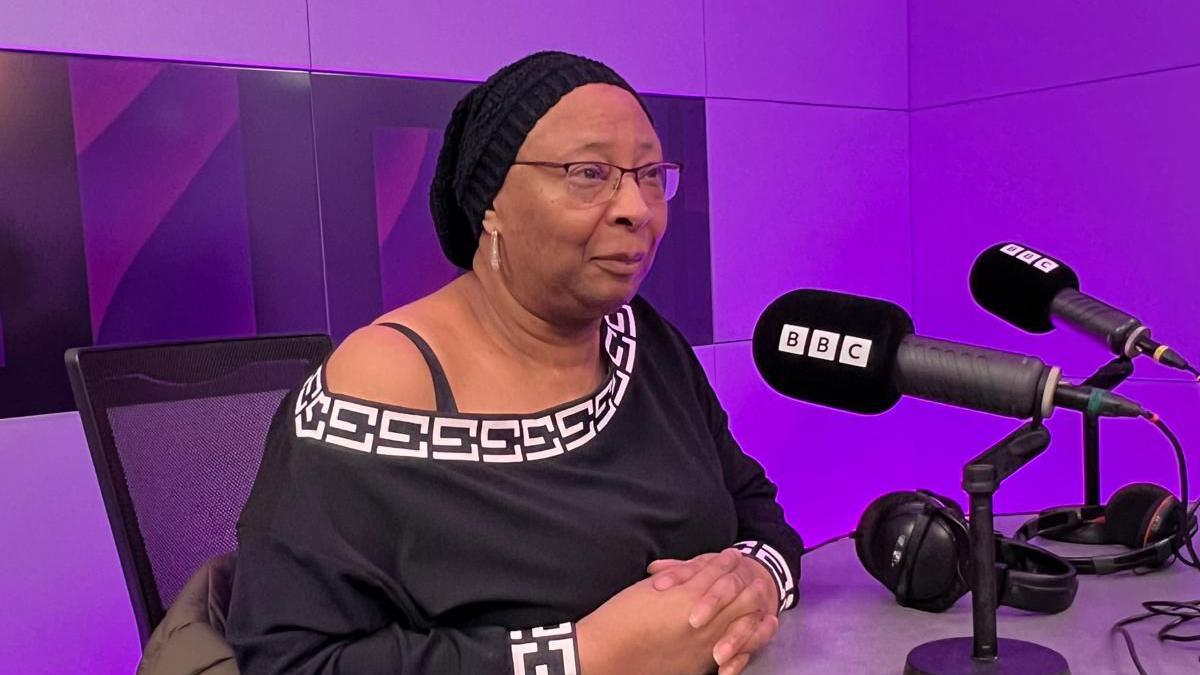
[137,553,239,675]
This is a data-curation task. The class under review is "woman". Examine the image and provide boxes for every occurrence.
[226,51,803,675]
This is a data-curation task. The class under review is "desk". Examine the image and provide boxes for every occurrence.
[747,515,1199,674]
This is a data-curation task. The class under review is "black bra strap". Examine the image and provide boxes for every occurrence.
[377,323,459,414]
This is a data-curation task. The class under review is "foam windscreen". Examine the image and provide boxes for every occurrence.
[752,289,914,414]
[969,243,1080,333]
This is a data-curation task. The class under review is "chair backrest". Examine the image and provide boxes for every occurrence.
[65,333,332,646]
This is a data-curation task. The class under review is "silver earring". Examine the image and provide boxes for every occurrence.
[490,230,501,271]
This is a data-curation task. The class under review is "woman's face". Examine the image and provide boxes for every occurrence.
[484,83,668,322]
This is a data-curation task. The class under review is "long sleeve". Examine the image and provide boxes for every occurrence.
[690,350,803,613]
[706,391,802,613]
[647,300,805,613]
[227,531,580,675]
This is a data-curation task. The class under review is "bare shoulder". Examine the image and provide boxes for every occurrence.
[324,321,436,410]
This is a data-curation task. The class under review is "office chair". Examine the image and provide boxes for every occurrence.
[65,333,331,646]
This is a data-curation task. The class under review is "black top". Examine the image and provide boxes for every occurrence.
[226,296,804,675]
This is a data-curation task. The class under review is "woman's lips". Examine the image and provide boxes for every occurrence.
[593,252,645,275]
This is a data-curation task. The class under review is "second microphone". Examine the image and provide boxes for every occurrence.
[751,289,1145,420]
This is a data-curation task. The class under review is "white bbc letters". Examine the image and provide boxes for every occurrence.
[1033,258,1059,273]
[840,335,872,368]
[777,326,872,368]
[808,330,840,361]
[998,244,1060,274]
[778,324,809,356]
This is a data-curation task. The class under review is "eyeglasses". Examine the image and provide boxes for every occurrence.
[511,160,682,206]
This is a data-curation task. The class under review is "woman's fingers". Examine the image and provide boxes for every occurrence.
[649,551,722,590]
[739,612,779,656]
[646,559,683,574]
[717,652,751,675]
[717,609,780,674]
[689,571,746,628]
[712,613,761,666]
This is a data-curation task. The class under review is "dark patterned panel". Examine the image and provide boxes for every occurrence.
[0,51,326,419]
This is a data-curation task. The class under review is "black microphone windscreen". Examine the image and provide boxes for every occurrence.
[751,289,913,414]
[969,243,1080,333]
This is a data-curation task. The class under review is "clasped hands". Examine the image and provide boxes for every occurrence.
[646,548,781,675]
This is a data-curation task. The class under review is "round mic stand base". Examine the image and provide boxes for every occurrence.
[904,637,1069,675]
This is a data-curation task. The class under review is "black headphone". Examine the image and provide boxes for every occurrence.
[855,489,1078,614]
[1012,482,1195,575]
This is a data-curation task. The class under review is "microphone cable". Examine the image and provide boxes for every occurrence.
[1112,598,1200,675]
[1141,413,1199,569]
[1111,414,1200,674]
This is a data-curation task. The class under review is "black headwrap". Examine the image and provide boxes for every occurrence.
[429,51,649,269]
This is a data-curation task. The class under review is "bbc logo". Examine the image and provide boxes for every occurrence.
[1000,244,1060,273]
[777,324,872,368]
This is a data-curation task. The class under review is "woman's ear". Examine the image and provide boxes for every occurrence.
[481,208,502,236]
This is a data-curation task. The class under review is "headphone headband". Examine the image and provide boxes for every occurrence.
[1013,502,1189,575]
[857,490,1077,614]
[996,538,1077,613]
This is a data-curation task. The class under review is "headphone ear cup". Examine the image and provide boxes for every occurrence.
[901,509,970,612]
[856,492,923,583]
[917,489,966,520]
[856,491,971,612]
[1105,483,1179,548]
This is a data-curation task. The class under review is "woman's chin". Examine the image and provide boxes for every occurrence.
[580,278,641,315]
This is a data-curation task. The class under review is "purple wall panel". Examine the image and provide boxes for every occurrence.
[633,95,713,346]
[0,412,139,674]
[312,73,473,343]
[0,52,94,418]
[306,0,705,96]
[707,99,910,342]
[373,127,460,314]
[71,61,257,344]
[911,68,1200,381]
[704,0,908,109]
[910,2,1200,107]
[0,0,309,69]
[236,69,329,336]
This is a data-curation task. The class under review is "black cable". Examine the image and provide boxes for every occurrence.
[1114,415,1200,672]
[1142,413,1199,569]
[1113,599,1200,674]
[800,532,853,556]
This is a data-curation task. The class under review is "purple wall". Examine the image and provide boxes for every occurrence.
[0,413,140,673]
[706,99,909,343]
[909,2,1200,108]
[0,0,310,69]
[705,0,908,109]
[307,0,705,96]
[911,66,1200,380]
[3,3,1200,671]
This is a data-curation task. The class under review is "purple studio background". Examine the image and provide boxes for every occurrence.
[2,2,1199,672]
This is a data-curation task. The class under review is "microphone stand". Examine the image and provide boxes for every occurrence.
[1043,356,1133,543]
[904,422,1070,675]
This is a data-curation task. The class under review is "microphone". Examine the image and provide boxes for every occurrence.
[970,243,1194,374]
[751,289,1146,419]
